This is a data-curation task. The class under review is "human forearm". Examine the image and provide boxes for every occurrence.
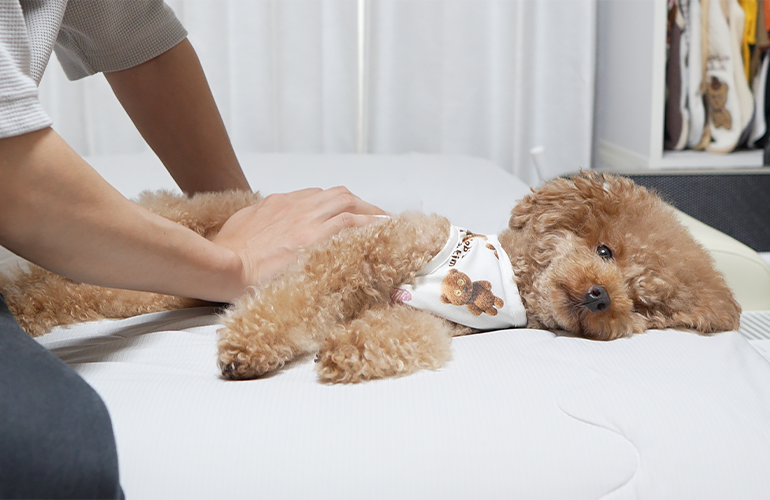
[104,38,250,195]
[0,128,244,302]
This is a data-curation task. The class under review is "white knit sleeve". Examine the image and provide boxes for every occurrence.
[54,0,188,80]
[0,1,53,139]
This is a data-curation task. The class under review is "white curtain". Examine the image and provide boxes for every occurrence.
[38,0,597,185]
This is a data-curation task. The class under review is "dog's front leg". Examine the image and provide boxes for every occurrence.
[217,213,451,380]
[316,304,460,383]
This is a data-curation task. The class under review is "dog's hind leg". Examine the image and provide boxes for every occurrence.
[217,213,451,380]
[315,304,457,383]
[0,266,200,336]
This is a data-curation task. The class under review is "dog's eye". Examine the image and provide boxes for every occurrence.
[596,244,613,260]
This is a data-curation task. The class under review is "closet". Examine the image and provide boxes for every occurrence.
[594,0,767,171]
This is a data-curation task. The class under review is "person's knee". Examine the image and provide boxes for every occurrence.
[0,375,122,499]
[0,296,122,498]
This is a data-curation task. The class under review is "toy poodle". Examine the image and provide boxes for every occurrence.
[0,173,741,383]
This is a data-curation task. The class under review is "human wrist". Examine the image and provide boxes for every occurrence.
[194,243,248,304]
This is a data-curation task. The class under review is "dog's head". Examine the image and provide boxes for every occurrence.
[499,172,741,340]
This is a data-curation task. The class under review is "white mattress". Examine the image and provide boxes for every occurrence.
[37,309,770,499]
[22,153,770,498]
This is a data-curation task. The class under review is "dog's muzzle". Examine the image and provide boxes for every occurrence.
[583,285,610,313]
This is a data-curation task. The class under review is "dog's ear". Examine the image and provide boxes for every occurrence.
[510,178,579,231]
[661,279,742,334]
[508,172,621,233]
[630,223,743,335]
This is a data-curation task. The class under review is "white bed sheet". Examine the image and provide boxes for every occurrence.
[37,308,770,499]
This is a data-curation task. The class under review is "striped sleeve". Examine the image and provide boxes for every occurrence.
[0,1,52,139]
[54,0,188,80]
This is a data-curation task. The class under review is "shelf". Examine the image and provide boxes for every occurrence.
[593,1,768,173]
[657,150,765,169]
[597,139,767,171]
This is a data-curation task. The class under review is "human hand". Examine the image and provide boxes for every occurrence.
[212,186,388,300]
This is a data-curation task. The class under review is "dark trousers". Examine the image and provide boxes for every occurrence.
[0,293,123,499]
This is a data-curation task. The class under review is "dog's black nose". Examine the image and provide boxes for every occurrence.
[583,285,610,312]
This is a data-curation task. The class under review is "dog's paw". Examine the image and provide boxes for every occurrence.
[219,358,254,380]
[315,341,368,384]
[217,329,295,380]
[315,333,449,384]
[315,311,453,384]
[217,351,281,380]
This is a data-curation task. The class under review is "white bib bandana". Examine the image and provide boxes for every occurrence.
[391,226,527,330]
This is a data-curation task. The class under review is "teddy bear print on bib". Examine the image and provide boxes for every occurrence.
[391,226,527,330]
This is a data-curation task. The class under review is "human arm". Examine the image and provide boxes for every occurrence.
[0,128,386,302]
[104,38,249,195]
